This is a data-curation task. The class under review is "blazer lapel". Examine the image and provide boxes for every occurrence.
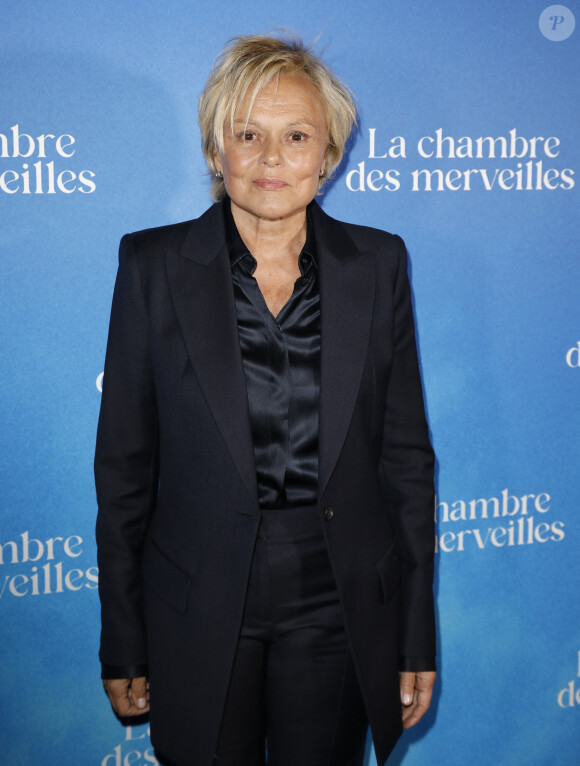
[164,200,374,509]
[165,202,259,512]
[312,203,375,499]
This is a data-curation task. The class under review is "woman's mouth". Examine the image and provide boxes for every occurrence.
[252,178,289,190]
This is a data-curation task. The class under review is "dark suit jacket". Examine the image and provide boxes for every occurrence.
[95,199,435,766]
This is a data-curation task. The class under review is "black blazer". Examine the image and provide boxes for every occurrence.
[95,199,435,766]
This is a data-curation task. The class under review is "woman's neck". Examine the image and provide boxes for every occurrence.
[230,200,307,268]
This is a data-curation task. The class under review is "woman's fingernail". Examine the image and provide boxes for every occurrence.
[137,698,147,709]
[402,694,412,705]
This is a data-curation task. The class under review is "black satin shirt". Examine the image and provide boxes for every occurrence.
[224,201,320,510]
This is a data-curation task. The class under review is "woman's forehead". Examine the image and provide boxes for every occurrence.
[231,76,326,122]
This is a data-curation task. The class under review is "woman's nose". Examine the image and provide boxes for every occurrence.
[260,137,282,167]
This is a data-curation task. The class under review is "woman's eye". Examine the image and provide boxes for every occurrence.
[289,132,307,142]
[235,131,257,142]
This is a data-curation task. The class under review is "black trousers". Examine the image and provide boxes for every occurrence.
[214,505,369,766]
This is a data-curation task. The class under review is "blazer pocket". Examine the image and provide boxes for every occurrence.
[376,540,402,605]
[143,537,192,614]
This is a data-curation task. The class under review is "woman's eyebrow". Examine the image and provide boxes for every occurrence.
[232,118,317,128]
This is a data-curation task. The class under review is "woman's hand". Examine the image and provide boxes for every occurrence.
[400,671,436,729]
[103,676,150,716]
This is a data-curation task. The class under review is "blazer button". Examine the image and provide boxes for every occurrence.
[323,506,334,521]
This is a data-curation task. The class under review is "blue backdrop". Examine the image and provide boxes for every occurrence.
[1,2,578,764]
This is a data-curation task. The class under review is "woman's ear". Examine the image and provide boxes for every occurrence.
[213,149,222,175]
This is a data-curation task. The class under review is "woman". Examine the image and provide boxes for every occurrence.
[96,32,436,766]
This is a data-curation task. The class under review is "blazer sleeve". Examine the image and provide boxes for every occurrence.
[379,235,436,666]
[94,234,159,673]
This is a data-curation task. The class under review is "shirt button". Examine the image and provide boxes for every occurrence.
[323,506,334,521]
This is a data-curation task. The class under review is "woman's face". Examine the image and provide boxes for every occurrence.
[214,75,328,224]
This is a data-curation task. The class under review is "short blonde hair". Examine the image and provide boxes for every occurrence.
[198,31,357,200]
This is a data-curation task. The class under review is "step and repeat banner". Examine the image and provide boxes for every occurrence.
[1,2,578,764]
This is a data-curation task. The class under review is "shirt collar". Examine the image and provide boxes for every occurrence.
[223,197,318,275]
